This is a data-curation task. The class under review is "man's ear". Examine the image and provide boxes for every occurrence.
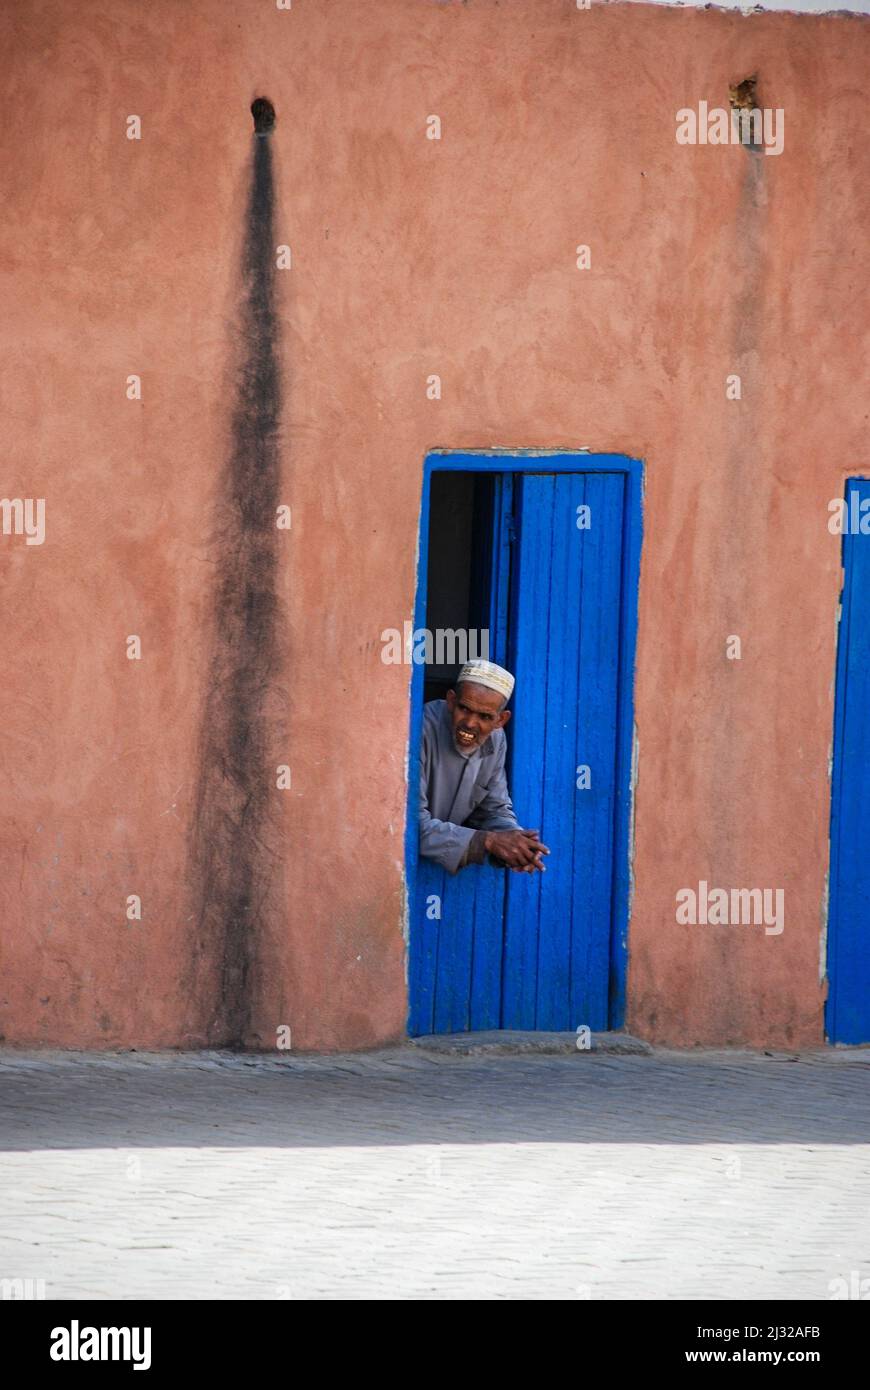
[497,708,511,728]
[445,688,457,711]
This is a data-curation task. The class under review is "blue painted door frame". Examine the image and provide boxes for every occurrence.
[827,477,870,1044]
[406,450,643,1035]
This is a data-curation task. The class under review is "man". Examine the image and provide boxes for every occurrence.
[419,659,549,875]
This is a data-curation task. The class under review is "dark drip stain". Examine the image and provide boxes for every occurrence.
[186,100,284,1048]
[729,75,762,156]
[251,97,276,137]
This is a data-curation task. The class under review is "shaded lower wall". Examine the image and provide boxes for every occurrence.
[0,0,867,1049]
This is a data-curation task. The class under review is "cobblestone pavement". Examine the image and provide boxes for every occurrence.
[1,1046,869,1300]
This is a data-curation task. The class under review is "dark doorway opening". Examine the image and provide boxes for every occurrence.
[423,472,508,702]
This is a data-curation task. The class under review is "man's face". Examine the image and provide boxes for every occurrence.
[445,682,511,753]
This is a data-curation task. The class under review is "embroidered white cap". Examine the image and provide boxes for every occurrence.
[456,660,515,701]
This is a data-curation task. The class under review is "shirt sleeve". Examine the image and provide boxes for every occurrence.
[459,828,489,868]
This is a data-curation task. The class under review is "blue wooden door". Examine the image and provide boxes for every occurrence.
[827,478,870,1043]
[503,473,625,1030]
[409,468,631,1036]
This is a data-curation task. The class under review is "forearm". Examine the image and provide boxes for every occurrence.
[459,828,489,867]
[419,814,477,875]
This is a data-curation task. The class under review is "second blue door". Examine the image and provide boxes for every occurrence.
[828,477,870,1043]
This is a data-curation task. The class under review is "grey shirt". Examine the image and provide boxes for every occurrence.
[419,699,519,874]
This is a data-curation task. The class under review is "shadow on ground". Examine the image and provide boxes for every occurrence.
[0,1048,868,1152]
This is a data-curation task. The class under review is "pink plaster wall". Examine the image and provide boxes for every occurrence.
[1,0,867,1050]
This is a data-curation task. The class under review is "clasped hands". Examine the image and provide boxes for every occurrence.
[483,828,550,873]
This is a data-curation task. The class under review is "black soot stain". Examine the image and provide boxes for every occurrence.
[251,97,276,136]
[187,100,284,1048]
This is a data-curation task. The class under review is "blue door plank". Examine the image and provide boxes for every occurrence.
[502,475,555,1028]
[489,474,514,669]
[571,474,625,1030]
[469,864,508,1029]
[410,857,445,1036]
[433,859,478,1033]
[534,474,586,1029]
[468,475,514,1029]
[828,479,870,1043]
